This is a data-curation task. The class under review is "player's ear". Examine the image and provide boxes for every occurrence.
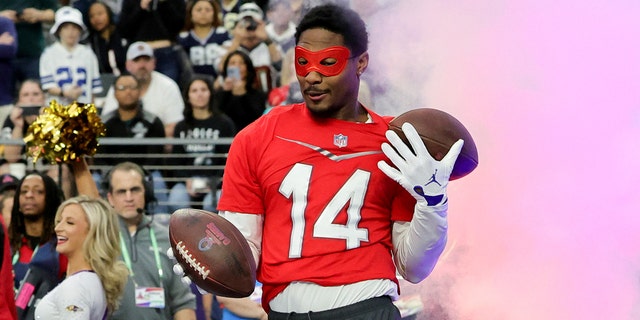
[355,51,368,76]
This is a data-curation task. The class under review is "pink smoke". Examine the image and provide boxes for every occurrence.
[358,0,640,318]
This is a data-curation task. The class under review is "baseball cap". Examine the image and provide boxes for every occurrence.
[238,2,264,21]
[0,174,19,194]
[127,41,155,60]
[50,6,87,37]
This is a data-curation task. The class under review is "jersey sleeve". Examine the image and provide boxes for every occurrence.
[217,125,265,214]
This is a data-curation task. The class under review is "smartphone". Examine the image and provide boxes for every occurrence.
[227,66,241,81]
[21,105,41,116]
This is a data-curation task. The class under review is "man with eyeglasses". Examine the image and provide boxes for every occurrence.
[105,161,197,320]
[100,41,185,139]
[97,74,170,214]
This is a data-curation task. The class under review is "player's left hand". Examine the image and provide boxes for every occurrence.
[378,122,463,206]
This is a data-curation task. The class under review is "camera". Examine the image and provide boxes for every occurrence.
[240,16,258,31]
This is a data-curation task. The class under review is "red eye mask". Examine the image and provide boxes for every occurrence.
[295,46,351,77]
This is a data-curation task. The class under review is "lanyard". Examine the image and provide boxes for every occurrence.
[12,244,39,265]
[120,227,164,287]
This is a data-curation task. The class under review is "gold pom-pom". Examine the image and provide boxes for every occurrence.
[24,100,106,164]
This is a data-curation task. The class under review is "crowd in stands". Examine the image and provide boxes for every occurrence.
[0,1,380,320]
[0,0,304,213]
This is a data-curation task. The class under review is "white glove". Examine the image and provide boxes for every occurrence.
[167,248,210,295]
[378,122,464,206]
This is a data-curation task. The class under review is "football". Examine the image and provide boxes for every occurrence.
[388,108,479,180]
[169,209,256,298]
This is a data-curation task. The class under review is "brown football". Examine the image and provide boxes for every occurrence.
[389,108,479,180]
[169,208,256,298]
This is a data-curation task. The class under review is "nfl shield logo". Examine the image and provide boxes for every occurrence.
[333,134,348,148]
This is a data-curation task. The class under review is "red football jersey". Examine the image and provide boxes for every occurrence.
[218,104,415,306]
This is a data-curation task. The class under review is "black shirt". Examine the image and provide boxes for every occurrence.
[170,114,236,179]
[97,106,166,168]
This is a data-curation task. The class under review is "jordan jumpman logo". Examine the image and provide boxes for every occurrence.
[412,169,444,206]
[425,169,441,187]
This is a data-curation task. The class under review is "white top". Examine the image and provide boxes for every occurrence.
[39,42,103,105]
[35,271,107,320]
[101,71,185,125]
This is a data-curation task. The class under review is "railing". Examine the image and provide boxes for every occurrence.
[0,137,233,214]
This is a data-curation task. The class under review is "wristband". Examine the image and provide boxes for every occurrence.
[264,38,273,45]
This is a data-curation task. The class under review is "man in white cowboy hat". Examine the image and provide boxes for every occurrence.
[39,6,102,106]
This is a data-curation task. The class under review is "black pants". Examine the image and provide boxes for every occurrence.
[268,296,401,320]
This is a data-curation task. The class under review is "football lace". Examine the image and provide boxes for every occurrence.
[176,241,211,279]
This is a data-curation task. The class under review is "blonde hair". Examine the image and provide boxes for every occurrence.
[56,196,128,313]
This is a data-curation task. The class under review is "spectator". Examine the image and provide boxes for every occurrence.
[168,75,236,214]
[220,2,283,92]
[84,1,127,75]
[10,172,67,319]
[1,79,46,163]
[179,0,230,80]
[101,41,185,139]
[98,74,169,214]
[0,173,19,227]
[104,161,197,320]
[215,50,266,130]
[118,0,186,85]
[0,1,57,88]
[0,16,17,127]
[40,6,103,105]
[265,0,296,54]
